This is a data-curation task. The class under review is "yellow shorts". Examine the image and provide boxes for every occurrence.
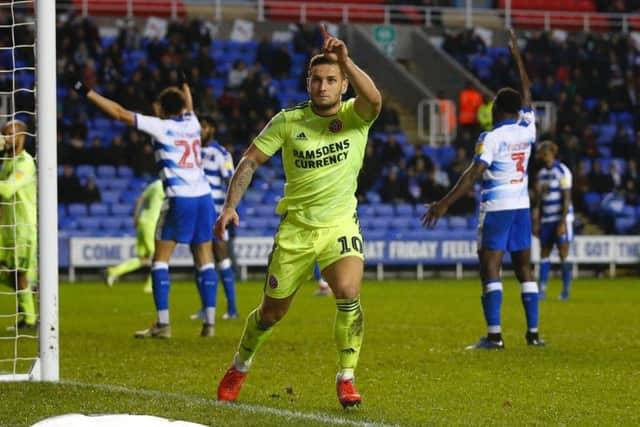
[264,214,364,299]
[0,237,37,271]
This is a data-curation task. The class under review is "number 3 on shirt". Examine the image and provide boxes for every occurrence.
[511,152,525,183]
[176,139,201,168]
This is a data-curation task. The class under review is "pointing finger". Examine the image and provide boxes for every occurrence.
[321,24,330,41]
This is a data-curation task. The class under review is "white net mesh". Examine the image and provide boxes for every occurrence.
[0,0,38,380]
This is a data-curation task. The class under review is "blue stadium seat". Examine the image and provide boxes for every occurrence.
[615,217,636,233]
[584,192,601,213]
[437,146,456,167]
[375,204,394,217]
[362,230,386,240]
[77,217,102,231]
[357,205,376,218]
[620,205,636,219]
[119,190,139,203]
[102,217,124,231]
[448,216,468,230]
[89,203,109,216]
[107,178,129,191]
[68,203,88,217]
[58,204,67,217]
[395,203,414,216]
[596,124,616,145]
[111,203,133,216]
[267,218,281,229]
[244,190,263,205]
[117,166,134,178]
[598,146,611,158]
[371,217,390,230]
[101,191,121,204]
[97,165,117,178]
[249,218,270,231]
[58,217,77,231]
[467,216,479,229]
[255,204,275,217]
[75,165,95,178]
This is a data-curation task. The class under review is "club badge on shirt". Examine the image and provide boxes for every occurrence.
[328,119,342,133]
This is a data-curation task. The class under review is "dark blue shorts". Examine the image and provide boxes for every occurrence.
[540,219,573,247]
[156,195,214,244]
[478,208,531,252]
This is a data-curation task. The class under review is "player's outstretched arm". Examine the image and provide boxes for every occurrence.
[177,69,194,113]
[321,25,382,121]
[74,81,135,126]
[422,160,486,228]
[508,29,531,108]
[214,143,270,240]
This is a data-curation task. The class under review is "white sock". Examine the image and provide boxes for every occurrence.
[157,309,169,325]
[205,307,216,325]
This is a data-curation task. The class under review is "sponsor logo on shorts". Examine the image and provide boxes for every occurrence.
[268,274,278,289]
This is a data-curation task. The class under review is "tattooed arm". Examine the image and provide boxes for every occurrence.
[214,143,270,239]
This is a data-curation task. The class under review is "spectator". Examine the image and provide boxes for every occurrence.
[269,45,292,79]
[81,176,102,204]
[58,165,84,204]
[227,60,248,89]
[357,142,382,202]
[457,81,483,135]
[589,160,615,194]
[381,133,404,166]
[572,160,590,214]
[448,146,469,183]
[380,167,410,203]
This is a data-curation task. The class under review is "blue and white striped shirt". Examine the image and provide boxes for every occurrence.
[537,160,573,223]
[201,141,234,214]
[474,108,536,212]
[135,112,210,198]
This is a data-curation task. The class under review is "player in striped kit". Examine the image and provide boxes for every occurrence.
[74,75,217,338]
[424,30,544,349]
[533,141,573,300]
[193,116,239,320]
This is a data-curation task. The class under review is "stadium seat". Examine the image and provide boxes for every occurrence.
[75,165,95,178]
[244,190,263,205]
[249,218,270,231]
[448,216,468,230]
[371,217,390,230]
[389,217,409,231]
[77,217,102,231]
[615,217,636,233]
[255,204,276,217]
[119,190,139,203]
[584,192,601,213]
[117,166,134,178]
[395,203,414,216]
[111,203,133,216]
[362,230,386,240]
[97,165,117,178]
[102,217,124,231]
[68,203,88,217]
[375,204,394,217]
[101,191,121,204]
[357,205,376,218]
[88,203,109,216]
[107,178,129,191]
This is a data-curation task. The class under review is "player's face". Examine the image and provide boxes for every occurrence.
[1,126,24,156]
[307,64,347,112]
[201,123,215,144]
[537,149,554,166]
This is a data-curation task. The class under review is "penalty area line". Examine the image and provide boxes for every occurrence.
[61,380,399,427]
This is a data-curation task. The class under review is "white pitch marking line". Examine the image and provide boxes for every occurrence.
[62,380,400,427]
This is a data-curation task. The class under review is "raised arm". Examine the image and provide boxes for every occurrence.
[74,81,135,126]
[422,160,487,228]
[214,143,270,240]
[508,29,531,108]
[321,25,382,121]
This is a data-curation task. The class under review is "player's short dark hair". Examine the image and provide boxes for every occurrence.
[199,115,217,129]
[307,54,344,78]
[537,140,558,155]
[493,87,521,116]
[157,87,185,117]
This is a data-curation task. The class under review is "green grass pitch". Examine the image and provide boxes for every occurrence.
[0,277,639,426]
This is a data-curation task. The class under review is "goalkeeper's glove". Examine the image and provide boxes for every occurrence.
[73,80,90,97]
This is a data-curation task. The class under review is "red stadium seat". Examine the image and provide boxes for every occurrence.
[72,0,186,18]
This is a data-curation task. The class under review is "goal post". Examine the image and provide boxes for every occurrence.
[36,0,59,382]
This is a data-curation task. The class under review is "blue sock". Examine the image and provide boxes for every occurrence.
[482,280,503,335]
[313,263,322,281]
[152,262,170,324]
[201,264,218,325]
[539,258,550,294]
[219,259,237,315]
[521,281,539,332]
[195,270,205,310]
[561,262,572,297]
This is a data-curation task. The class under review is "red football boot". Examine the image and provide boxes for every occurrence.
[217,366,248,401]
[337,377,362,408]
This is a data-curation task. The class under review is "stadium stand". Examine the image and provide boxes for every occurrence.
[48,9,640,239]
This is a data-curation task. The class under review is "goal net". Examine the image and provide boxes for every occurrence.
[0,0,58,382]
